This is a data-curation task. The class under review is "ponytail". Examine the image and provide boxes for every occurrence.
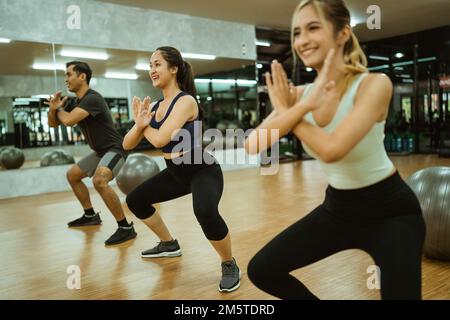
[339,30,368,97]
[179,60,196,97]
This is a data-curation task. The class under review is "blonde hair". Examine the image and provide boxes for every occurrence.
[291,0,368,96]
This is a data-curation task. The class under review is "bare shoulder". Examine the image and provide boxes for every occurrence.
[360,72,392,92]
[175,94,198,117]
[178,94,197,106]
[356,72,393,101]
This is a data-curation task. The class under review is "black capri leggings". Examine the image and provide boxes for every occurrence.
[125,149,229,241]
[247,171,426,300]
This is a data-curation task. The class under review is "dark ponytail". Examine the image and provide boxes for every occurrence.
[179,60,197,96]
[156,46,203,119]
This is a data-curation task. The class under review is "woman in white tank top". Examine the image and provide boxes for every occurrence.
[245,0,425,300]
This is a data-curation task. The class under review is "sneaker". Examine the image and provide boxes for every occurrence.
[218,258,241,293]
[68,212,102,227]
[141,239,182,258]
[104,222,137,246]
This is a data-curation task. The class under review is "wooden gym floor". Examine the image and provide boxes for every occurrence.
[0,154,449,300]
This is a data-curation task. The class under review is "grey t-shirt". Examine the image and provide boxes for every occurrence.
[65,89,125,157]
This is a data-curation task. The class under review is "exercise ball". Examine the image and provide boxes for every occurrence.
[116,154,160,195]
[0,146,8,168]
[0,147,25,169]
[406,167,450,261]
[40,149,75,167]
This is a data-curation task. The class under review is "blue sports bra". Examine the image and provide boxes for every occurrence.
[150,91,201,153]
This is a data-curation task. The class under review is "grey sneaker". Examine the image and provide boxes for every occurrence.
[68,212,102,227]
[218,258,241,293]
[104,222,137,246]
[141,239,182,258]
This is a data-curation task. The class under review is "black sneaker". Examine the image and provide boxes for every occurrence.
[218,258,241,293]
[141,239,182,258]
[68,213,102,227]
[104,222,137,246]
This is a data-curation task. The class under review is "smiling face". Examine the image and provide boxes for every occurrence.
[65,65,86,92]
[149,50,178,89]
[292,4,338,70]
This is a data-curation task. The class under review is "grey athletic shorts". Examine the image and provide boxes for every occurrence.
[77,150,125,178]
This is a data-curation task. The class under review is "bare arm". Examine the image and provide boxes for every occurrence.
[123,125,145,150]
[45,92,89,127]
[244,85,306,154]
[142,95,197,148]
[47,108,61,128]
[56,107,89,127]
[45,92,67,128]
[292,74,392,163]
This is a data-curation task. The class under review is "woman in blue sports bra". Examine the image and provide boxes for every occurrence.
[123,46,241,293]
[245,0,425,300]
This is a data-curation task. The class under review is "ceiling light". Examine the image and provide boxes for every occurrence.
[255,40,270,47]
[418,57,437,63]
[212,79,236,84]
[393,61,414,67]
[369,55,390,61]
[105,72,138,80]
[181,52,216,60]
[236,80,257,85]
[60,49,108,60]
[32,63,66,71]
[194,79,257,85]
[31,94,51,99]
[194,79,212,83]
[135,63,150,71]
[395,52,404,59]
[368,64,389,71]
[15,98,41,102]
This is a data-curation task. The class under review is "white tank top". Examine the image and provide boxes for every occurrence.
[301,73,395,190]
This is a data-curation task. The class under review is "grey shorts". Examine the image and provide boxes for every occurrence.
[77,150,125,178]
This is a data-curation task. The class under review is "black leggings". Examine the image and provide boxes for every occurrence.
[247,172,426,300]
[125,149,228,241]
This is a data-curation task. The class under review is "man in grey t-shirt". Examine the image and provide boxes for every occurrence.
[46,61,136,246]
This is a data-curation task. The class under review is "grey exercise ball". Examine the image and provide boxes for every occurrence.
[406,167,450,261]
[40,149,75,167]
[0,147,8,168]
[116,154,160,195]
[0,147,25,169]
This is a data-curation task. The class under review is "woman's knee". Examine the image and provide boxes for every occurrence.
[193,204,228,240]
[125,191,155,219]
[247,252,272,286]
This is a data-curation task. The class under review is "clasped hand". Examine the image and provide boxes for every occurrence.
[133,96,154,129]
[265,49,338,114]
